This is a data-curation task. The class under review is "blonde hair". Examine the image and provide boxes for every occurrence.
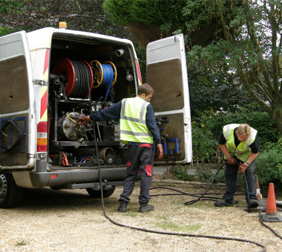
[237,124,251,137]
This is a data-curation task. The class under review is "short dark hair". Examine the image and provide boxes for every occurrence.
[138,83,154,96]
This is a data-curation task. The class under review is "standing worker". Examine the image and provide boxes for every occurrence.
[214,123,259,208]
[80,83,163,213]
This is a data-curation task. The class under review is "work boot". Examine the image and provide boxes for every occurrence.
[249,199,259,208]
[139,203,154,213]
[118,201,127,212]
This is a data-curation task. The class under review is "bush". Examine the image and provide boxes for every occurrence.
[202,109,281,147]
[191,120,218,165]
[172,166,194,181]
[255,140,282,187]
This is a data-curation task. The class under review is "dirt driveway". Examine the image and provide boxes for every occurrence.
[0,180,281,252]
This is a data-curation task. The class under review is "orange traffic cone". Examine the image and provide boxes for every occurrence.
[261,183,282,222]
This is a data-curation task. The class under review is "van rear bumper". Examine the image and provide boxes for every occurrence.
[13,166,127,188]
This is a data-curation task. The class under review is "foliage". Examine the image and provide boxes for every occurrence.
[104,0,282,134]
[255,140,282,187]
[199,109,281,147]
[172,166,194,181]
[188,0,282,134]
[0,0,129,38]
[103,0,235,49]
[191,120,218,165]
[104,0,188,48]
[188,66,254,117]
[195,165,216,183]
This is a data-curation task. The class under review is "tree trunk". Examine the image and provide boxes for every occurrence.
[272,108,282,135]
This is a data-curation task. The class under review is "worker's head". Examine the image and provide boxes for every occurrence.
[236,124,251,142]
[138,83,154,102]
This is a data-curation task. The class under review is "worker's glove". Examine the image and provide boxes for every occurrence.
[227,156,237,165]
[157,144,164,160]
[78,115,91,125]
[238,162,248,174]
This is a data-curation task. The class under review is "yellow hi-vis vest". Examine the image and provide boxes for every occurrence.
[223,124,257,162]
[120,97,153,144]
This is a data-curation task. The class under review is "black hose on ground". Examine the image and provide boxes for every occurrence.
[243,173,251,213]
[259,209,282,240]
[183,163,225,205]
[91,135,266,252]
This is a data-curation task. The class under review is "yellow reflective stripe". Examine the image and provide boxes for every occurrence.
[120,130,151,137]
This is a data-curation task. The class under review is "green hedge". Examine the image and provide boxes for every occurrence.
[255,140,282,187]
[194,109,280,147]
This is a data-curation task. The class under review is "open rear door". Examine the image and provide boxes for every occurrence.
[146,34,192,163]
[0,31,35,170]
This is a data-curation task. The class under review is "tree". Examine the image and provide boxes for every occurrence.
[0,0,24,35]
[104,0,282,134]
[103,0,227,49]
[189,0,282,133]
[188,67,255,117]
[0,0,129,38]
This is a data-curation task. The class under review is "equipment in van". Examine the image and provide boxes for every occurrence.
[0,23,192,208]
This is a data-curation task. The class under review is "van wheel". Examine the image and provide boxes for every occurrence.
[86,186,116,198]
[0,173,23,208]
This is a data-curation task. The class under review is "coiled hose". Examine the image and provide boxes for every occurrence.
[0,119,22,151]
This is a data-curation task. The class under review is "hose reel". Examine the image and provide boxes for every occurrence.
[52,58,94,98]
[90,60,117,101]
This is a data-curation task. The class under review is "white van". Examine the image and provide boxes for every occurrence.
[0,24,192,208]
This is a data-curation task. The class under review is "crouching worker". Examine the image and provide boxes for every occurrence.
[80,83,163,213]
[214,124,259,208]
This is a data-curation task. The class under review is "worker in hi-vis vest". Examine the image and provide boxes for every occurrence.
[214,124,260,208]
[80,83,163,213]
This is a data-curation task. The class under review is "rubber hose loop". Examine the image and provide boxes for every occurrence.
[90,60,104,88]
[0,119,22,151]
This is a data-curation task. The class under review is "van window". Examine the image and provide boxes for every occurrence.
[0,55,29,114]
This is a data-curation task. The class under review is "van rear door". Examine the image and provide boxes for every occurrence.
[146,34,192,163]
[0,31,35,170]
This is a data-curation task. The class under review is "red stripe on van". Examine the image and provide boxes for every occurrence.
[40,89,47,119]
[43,49,50,74]
[135,59,143,85]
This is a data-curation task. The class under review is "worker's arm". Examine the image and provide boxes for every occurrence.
[219,144,237,164]
[80,102,121,123]
[238,136,260,174]
[90,101,121,121]
[146,104,163,160]
[146,104,161,145]
[238,152,259,174]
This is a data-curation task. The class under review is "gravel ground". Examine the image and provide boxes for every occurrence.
[0,179,281,252]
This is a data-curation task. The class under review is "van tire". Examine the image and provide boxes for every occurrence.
[86,186,115,198]
[0,173,23,208]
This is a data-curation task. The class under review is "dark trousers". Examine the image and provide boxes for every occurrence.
[222,160,257,203]
[119,144,154,204]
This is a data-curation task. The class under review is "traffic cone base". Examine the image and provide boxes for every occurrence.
[261,212,282,222]
[261,183,282,222]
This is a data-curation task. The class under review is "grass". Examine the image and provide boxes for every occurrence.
[15,239,28,246]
